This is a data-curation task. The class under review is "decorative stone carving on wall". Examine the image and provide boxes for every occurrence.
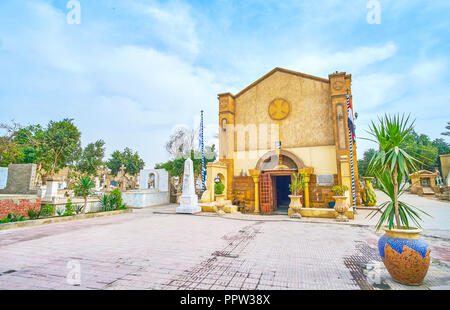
[268,98,290,120]
[333,80,345,91]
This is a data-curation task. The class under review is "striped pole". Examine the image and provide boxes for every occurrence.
[200,110,206,192]
[346,93,357,211]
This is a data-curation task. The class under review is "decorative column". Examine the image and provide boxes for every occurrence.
[249,169,261,214]
[304,174,310,208]
[300,168,314,208]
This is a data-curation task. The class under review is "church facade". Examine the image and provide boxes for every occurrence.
[202,67,359,215]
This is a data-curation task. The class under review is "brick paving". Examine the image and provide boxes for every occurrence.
[0,207,449,290]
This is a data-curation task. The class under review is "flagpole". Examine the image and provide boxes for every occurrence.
[200,110,206,193]
[346,90,357,212]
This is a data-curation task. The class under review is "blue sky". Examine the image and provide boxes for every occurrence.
[1,0,449,168]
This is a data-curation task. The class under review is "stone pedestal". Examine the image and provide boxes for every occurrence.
[44,178,59,201]
[176,158,201,214]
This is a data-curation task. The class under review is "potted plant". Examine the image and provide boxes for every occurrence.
[332,185,349,222]
[214,182,226,216]
[366,114,431,285]
[288,172,307,218]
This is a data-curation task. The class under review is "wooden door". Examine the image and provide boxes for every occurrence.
[260,173,272,214]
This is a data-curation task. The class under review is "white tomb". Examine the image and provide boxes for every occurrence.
[176,158,201,214]
[122,168,170,208]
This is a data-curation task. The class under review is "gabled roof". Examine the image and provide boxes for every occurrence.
[221,67,330,99]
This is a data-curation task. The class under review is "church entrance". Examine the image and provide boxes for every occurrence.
[260,170,297,214]
[273,175,291,215]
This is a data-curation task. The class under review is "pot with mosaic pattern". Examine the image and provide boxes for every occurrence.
[378,227,431,285]
[362,177,377,206]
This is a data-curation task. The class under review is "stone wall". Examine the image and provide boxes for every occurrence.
[308,174,338,208]
[0,196,41,219]
[232,176,255,211]
[0,164,38,195]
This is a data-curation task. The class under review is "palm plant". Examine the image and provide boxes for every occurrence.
[366,114,430,230]
[289,172,307,196]
[73,176,95,214]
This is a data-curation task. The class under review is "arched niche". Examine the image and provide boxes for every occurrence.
[255,150,306,171]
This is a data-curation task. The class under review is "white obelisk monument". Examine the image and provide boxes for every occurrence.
[176,158,202,214]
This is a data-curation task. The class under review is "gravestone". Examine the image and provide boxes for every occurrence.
[176,158,201,214]
[0,167,8,190]
[0,164,38,195]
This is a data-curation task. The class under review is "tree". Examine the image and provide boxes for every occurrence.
[76,140,105,176]
[73,176,95,214]
[156,145,217,178]
[165,126,199,159]
[106,147,145,176]
[442,122,450,136]
[40,119,81,176]
[431,138,450,175]
[357,148,376,178]
[0,122,44,167]
[402,130,438,171]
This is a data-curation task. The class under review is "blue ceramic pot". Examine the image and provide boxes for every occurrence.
[378,227,431,285]
[328,202,335,209]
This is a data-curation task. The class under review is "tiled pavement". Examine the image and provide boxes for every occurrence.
[0,207,449,290]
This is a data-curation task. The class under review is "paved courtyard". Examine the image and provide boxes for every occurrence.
[0,192,449,290]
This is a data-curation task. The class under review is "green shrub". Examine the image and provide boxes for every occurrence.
[214,182,225,195]
[64,199,75,216]
[75,205,84,215]
[27,208,41,220]
[110,189,123,207]
[332,185,349,196]
[0,212,25,224]
[56,207,64,216]
[99,189,127,212]
[40,204,55,217]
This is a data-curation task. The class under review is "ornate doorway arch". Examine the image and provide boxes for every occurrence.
[255,150,309,214]
[255,150,306,171]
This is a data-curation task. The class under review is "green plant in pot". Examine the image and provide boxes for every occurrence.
[332,185,349,222]
[288,172,307,219]
[214,182,226,215]
[366,114,432,285]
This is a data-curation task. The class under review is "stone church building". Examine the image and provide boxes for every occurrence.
[202,67,359,216]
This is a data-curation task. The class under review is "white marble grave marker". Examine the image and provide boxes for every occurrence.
[176,158,201,214]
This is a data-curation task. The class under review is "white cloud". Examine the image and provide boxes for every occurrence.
[353,72,402,111]
[289,42,397,77]
[410,60,447,85]
[132,0,200,56]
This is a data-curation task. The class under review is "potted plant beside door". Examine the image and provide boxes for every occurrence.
[288,172,307,219]
[367,114,432,285]
[332,185,349,222]
[215,182,226,216]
